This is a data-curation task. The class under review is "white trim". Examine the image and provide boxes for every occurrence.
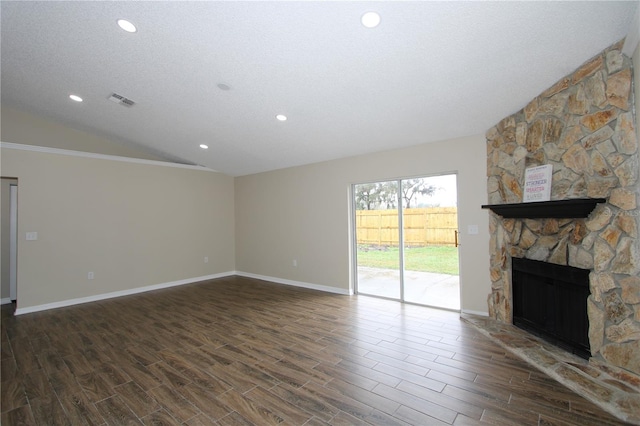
[14,272,235,315]
[235,271,353,296]
[622,3,640,57]
[0,142,218,173]
[1,298,12,305]
[461,309,489,317]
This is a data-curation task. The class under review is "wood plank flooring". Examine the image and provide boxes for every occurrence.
[0,276,631,425]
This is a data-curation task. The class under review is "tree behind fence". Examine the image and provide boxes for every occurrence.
[356,207,458,247]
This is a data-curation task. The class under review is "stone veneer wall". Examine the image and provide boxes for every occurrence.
[486,40,640,375]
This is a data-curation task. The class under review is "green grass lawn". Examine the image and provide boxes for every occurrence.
[357,245,459,275]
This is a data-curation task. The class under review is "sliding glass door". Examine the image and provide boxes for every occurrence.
[354,180,401,299]
[354,174,460,309]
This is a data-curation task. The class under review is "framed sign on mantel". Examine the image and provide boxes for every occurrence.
[523,165,553,203]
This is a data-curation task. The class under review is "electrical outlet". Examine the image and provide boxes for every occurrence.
[292,259,297,267]
[88,272,94,280]
[26,232,38,240]
[468,225,479,235]
[204,256,209,263]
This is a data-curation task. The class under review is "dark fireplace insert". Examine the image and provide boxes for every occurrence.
[512,257,591,359]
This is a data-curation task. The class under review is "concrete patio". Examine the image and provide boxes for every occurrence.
[356,266,460,310]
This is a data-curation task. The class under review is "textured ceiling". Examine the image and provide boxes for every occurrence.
[1,1,637,176]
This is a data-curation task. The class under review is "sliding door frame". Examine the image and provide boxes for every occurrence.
[351,172,461,309]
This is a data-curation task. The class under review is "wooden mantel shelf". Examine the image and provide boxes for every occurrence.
[481,198,606,219]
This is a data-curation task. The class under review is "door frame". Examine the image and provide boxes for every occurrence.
[1,177,19,305]
[9,183,18,301]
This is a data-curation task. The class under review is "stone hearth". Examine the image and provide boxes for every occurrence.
[463,314,640,424]
[485,39,640,387]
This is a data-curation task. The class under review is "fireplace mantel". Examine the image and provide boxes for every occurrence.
[481,198,606,219]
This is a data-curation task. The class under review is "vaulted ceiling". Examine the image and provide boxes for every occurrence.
[1,1,637,176]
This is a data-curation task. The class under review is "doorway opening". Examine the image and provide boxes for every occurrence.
[1,178,18,306]
[353,174,460,310]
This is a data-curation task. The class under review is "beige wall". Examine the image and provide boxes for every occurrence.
[235,135,491,315]
[1,178,18,300]
[0,147,235,311]
[2,106,165,161]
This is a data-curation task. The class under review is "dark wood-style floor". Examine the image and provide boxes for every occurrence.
[0,276,631,425]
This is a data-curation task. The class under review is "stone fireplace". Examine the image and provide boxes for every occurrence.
[485,40,640,377]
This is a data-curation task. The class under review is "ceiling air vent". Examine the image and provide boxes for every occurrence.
[108,93,136,107]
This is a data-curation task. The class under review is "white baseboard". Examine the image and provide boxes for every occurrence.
[14,272,235,315]
[235,271,352,296]
[461,309,489,317]
[1,298,12,305]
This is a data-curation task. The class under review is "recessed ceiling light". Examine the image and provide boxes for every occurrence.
[199,144,209,149]
[361,12,381,28]
[276,114,287,121]
[69,94,83,102]
[217,83,231,91]
[117,19,137,33]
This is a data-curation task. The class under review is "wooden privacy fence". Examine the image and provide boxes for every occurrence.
[356,207,458,247]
